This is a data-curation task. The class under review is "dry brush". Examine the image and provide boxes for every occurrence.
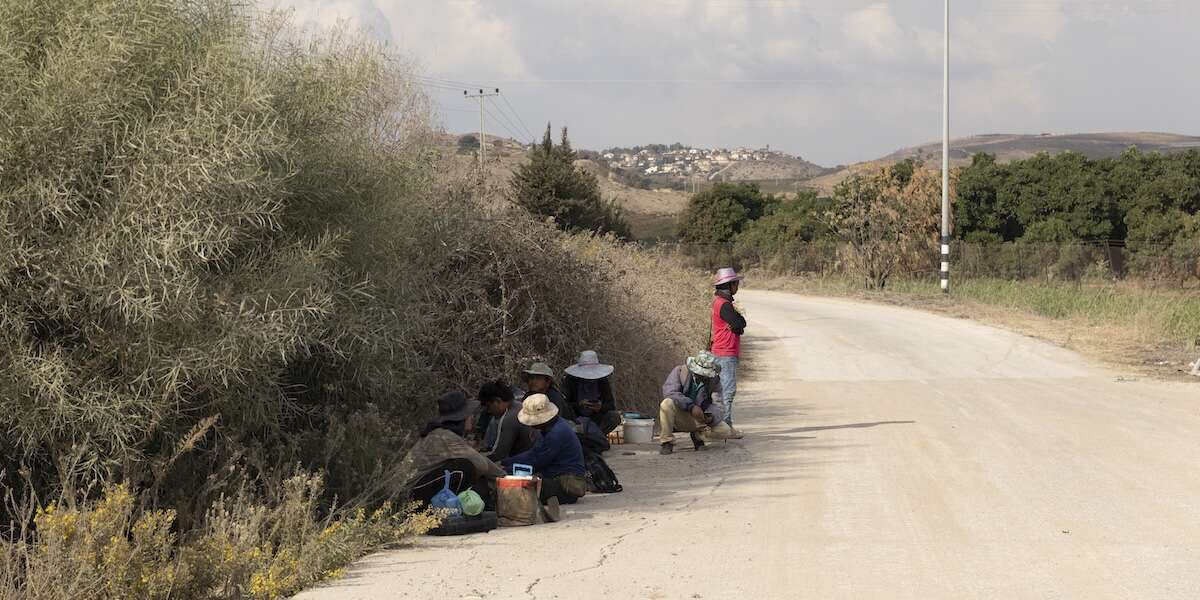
[0,1,707,598]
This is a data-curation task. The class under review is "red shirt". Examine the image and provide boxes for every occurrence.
[711,294,742,357]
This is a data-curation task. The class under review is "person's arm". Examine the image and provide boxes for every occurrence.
[720,302,746,335]
[561,376,579,411]
[662,367,693,410]
[485,413,517,462]
[599,378,616,413]
[550,388,576,421]
[707,375,723,408]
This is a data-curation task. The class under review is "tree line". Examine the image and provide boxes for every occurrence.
[676,149,1200,286]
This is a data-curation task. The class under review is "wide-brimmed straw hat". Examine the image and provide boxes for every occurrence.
[432,390,477,424]
[687,351,721,379]
[518,393,559,426]
[522,361,555,379]
[713,267,744,287]
[564,350,614,380]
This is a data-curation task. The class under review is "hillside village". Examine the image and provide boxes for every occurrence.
[600,144,796,179]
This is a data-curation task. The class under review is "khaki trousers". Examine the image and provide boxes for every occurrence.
[657,398,732,444]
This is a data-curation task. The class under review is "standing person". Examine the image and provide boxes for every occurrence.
[520,361,575,422]
[562,350,622,435]
[711,267,746,438]
[502,394,588,517]
[658,351,732,455]
[478,380,538,463]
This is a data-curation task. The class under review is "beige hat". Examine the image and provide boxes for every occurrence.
[518,393,559,426]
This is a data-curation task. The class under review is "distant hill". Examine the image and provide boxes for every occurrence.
[717,155,831,182]
[806,132,1200,194]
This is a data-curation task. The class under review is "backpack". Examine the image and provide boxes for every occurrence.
[583,449,622,494]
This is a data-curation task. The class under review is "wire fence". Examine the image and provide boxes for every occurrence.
[643,239,1200,288]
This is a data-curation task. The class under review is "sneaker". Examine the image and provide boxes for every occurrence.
[541,497,560,523]
[727,427,744,440]
[690,432,707,451]
[659,442,674,455]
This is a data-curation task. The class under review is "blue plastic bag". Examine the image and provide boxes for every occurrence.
[431,470,463,516]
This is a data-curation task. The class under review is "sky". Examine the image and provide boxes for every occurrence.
[273,0,1199,166]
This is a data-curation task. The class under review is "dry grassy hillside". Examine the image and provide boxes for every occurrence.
[806,132,1200,195]
[719,155,829,181]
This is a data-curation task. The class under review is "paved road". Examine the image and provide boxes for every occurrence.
[296,290,1200,599]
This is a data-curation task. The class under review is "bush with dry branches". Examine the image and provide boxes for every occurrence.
[825,166,945,289]
[0,0,707,597]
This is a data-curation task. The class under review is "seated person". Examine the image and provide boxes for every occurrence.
[407,390,504,507]
[501,394,588,508]
[562,350,622,435]
[478,380,538,462]
[658,351,733,455]
[521,361,574,421]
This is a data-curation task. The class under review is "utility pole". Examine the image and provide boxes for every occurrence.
[940,0,951,294]
[464,88,501,172]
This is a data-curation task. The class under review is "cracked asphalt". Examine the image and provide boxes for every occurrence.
[294,290,1200,599]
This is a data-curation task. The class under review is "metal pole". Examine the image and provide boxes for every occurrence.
[940,0,951,294]
[479,94,485,171]
[464,88,501,175]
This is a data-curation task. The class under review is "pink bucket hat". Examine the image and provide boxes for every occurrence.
[713,267,744,287]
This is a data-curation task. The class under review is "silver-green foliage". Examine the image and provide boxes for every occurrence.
[0,0,708,533]
[0,0,431,514]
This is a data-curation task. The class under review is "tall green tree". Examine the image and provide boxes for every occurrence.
[509,125,630,238]
[676,182,772,246]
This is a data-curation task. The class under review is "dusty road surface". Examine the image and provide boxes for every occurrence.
[296,290,1200,599]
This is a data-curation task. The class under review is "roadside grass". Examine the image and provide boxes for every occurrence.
[757,273,1200,377]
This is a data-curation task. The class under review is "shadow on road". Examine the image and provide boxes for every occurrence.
[761,420,916,435]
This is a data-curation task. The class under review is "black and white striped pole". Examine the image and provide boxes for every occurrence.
[940,0,951,294]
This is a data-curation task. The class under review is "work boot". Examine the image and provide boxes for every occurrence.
[727,426,744,440]
[659,442,674,455]
[690,432,707,451]
[541,497,560,523]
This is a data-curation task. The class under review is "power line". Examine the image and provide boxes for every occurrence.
[484,100,524,142]
[421,76,534,139]
[500,94,536,141]
[490,96,534,142]
[483,102,523,142]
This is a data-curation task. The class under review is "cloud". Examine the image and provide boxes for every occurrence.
[267,0,1200,166]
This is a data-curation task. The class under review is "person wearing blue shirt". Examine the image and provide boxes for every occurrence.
[502,393,588,507]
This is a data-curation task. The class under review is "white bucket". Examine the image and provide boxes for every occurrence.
[623,418,654,444]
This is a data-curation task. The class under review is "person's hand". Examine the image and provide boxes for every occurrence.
[584,400,601,412]
[690,405,705,421]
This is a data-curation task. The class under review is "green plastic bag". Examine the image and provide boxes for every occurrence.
[457,489,484,517]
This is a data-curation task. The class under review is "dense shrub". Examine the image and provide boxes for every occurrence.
[733,191,830,271]
[0,1,707,596]
[677,182,772,246]
[825,166,941,288]
[954,148,1200,280]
